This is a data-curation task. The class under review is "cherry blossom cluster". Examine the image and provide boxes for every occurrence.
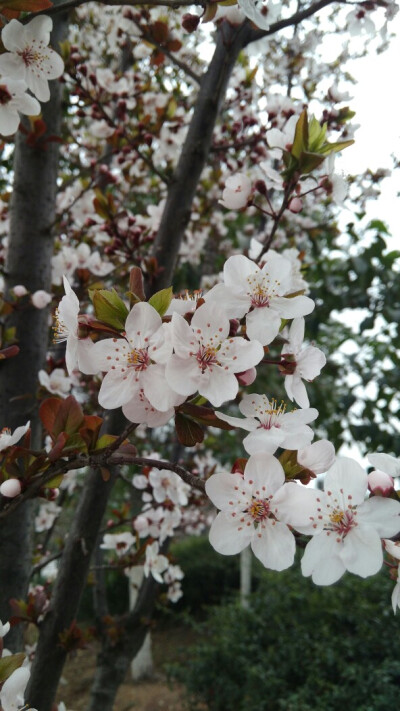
[0,16,64,136]
[35,232,393,605]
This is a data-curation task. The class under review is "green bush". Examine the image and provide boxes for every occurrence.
[169,560,400,711]
[170,536,266,612]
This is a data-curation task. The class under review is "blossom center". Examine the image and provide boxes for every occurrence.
[53,309,69,343]
[247,273,281,309]
[127,348,150,371]
[196,345,218,372]
[0,85,11,105]
[19,46,45,68]
[248,498,270,522]
[259,398,286,429]
[328,508,356,536]
[250,284,270,308]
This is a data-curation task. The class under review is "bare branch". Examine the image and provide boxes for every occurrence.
[119,455,206,491]
[245,0,344,45]
[0,442,205,520]
[34,0,206,18]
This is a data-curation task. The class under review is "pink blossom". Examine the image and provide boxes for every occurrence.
[12,284,28,297]
[166,301,263,407]
[220,174,252,210]
[31,289,52,309]
[297,439,336,475]
[85,302,183,411]
[0,77,40,136]
[0,666,31,711]
[206,453,297,571]
[0,421,30,452]
[205,254,314,346]
[367,470,394,496]
[0,16,64,102]
[217,393,318,455]
[144,541,169,583]
[276,457,400,585]
[101,532,135,557]
[281,317,326,408]
[53,276,98,375]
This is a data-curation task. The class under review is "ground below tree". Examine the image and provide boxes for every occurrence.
[59,624,197,711]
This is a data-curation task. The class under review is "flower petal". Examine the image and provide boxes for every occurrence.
[357,497,400,538]
[301,532,346,585]
[251,520,295,571]
[209,511,253,555]
[340,524,383,578]
[324,457,367,506]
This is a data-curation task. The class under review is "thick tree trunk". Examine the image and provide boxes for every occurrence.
[0,11,68,650]
[86,575,159,711]
[25,412,125,711]
[150,20,253,292]
[83,24,255,711]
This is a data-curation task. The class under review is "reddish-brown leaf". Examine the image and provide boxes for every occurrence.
[175,412,204,447]
[0,0,52,10]
[53,395,84,437]
[178,402,234,430]
[48,431,68,462]
[151,20,169,43]
[129,266,146,303]
[166,39,182,52]
[79,415,103,450]
[151,51,165,67]
[101,467,110,482]
[39,397,62,436]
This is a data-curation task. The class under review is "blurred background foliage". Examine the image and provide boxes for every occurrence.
[166,537,400,711]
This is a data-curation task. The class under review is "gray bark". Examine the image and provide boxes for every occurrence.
[0,11,68,650]
[83,23,256,711]
[25,412,124,711]
[87,574,159,711]
[150,20,254,292]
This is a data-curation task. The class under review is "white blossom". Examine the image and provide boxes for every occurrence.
[0,77,40,136]
[276,458,400,585]
[0,16,64,102]
[0,421,30,452]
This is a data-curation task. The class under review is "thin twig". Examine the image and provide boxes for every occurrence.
[0,445,204,519]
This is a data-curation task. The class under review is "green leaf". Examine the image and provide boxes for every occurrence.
[43,474,64,488]
[308,117,327,153]
[318,139,354,155]
[0,653,25,684]
[298,151,326,175]
[95,434,118,450]
[90,289,129,330]
[291,109,308,160]
[148,287,173,316]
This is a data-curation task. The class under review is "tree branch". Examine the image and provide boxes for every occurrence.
[0,446,204,520]
[34,0,206,18]
[244,0,343,45]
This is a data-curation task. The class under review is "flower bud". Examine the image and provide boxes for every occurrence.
[288,197,303,213]
[182,13,200,32]
[31,290,52,309]
[368,469,394,496]
[236,367,257,386]
[297,440,335,475]
[0,479,22,498]
[13,285,28,297]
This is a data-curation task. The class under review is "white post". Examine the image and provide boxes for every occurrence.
[126,566,154,680]
[240,546,252,608]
